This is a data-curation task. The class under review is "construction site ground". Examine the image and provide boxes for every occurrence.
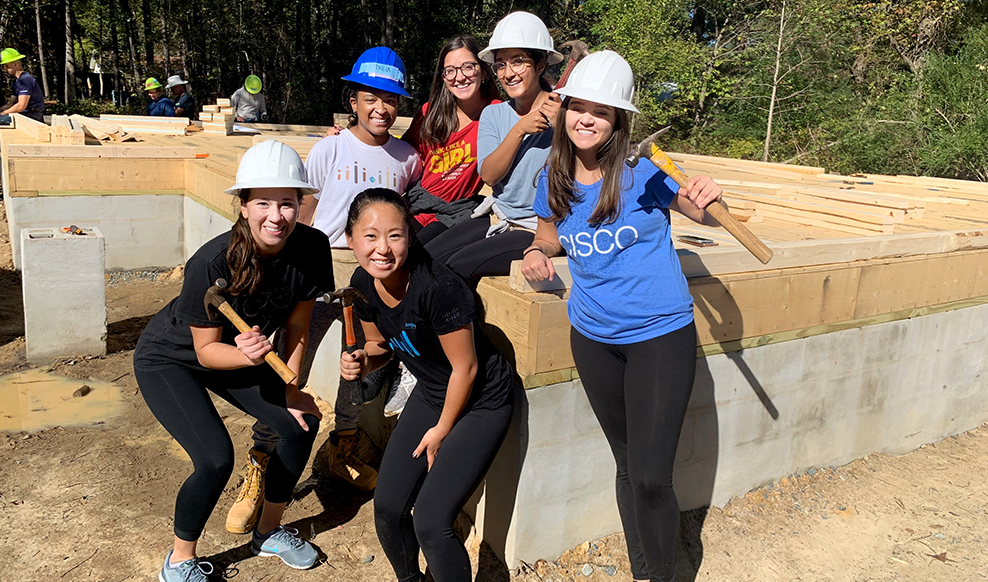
[1,197,986,582]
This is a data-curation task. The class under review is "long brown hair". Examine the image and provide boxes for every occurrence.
[226,188,303,295]
[545,98,631,224]
[419,36,500,148]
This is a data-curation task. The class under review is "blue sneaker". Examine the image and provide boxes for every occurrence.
[158,550,214,582]
[251,526,318,569]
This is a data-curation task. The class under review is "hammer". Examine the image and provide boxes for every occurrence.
[555,40,590,90]
[203,278,298,384]
[324,287,370,406]
[627,128,774,264]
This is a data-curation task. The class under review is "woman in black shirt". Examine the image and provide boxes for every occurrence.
[134,141,332,581]
[340,188,514,582]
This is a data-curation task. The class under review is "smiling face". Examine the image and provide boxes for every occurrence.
[494,48,544,100]
[443,47,484,104]
[346,202,410,281]
[565,98,617,155]
[240,188,301,257]
[350,87,398,145]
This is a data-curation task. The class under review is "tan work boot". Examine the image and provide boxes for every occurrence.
[226,448,269,534]
[329,429,378,491]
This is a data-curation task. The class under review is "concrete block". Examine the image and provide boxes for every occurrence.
[21,227,107,363]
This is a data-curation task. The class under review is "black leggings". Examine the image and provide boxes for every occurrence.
[136,365,320,541]
[424,216,534,281]
[374,390,512,582]
[570,322,697,582]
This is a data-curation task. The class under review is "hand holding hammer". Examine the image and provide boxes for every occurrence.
[203,278,297,384]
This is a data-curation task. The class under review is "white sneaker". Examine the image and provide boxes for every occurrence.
[384,363,416,417]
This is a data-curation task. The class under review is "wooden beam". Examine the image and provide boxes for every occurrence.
[12,113,50,142]
[7,157,186,191]
[5,144,195,158]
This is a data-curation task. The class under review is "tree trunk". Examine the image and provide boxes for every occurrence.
[34,0,50,97]
[142,0,153,71]
[119,0,141,80]
[383,0,394,46]
[763,1,785,163]
[159,0,169,80]
[109,0,122,102]
[64,0,76,102]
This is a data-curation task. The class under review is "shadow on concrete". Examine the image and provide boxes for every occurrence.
[0,268,24,345]
[673,266,780,580]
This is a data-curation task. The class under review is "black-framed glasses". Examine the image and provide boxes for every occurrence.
[492,57,534,76]
[442,62,481,80]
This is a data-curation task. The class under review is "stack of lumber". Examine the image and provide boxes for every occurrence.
[68,115,137,142]
[200,98,235,135]
[98,114,191,136]
[49,115,85,145]
[662,153,978,237]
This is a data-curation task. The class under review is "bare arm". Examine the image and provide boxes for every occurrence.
[340,319,394,381]
[1,95,30,115]
[282,298,322,429]
[480,108,551,185]
[191,324,270,370]
[668,175,723,227]
[521,217,564,282]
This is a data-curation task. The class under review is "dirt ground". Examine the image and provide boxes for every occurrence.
[1,196,986,582]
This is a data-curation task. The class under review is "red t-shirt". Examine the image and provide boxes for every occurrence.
[404,100,500,226]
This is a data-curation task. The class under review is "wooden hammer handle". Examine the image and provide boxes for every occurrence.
[217,302,298,385]
[649,149,774,264]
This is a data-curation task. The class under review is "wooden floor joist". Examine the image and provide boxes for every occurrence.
[12,113,49,142]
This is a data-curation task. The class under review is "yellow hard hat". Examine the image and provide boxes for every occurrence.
[245,75,262,94]
[144,77,162,90]
[0,48,26,65]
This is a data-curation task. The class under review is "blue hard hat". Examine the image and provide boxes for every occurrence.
[342,46,409,97]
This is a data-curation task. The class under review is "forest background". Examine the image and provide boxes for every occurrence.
[2,0,988,180]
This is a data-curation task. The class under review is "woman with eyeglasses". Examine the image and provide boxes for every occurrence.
[402,36,501,246]
[134,141,332,581]
[424,11,563,281]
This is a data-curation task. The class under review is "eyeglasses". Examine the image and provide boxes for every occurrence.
[492,57,534,76]
[442,62,481,80]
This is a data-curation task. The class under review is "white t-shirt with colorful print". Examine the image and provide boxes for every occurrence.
[306,129,422,247]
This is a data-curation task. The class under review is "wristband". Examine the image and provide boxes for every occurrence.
[523,246,544,257]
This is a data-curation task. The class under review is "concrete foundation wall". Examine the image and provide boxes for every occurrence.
[8,194,184,270]
[182,196,234,261]
[478,303,988,567]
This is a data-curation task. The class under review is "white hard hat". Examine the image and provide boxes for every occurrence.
[225,140,319,196]
[479,12,563,65]
[165,75,188,88]
[555,50,639,113]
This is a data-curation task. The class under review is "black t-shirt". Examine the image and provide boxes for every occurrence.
[134,224,334,370]
[352,259,513,411]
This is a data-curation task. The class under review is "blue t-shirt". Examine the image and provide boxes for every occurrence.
[533,164,694,344]
[12,72,45,121]
[148,97,175,116]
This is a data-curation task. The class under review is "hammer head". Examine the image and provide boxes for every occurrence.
[324,286,368,308]
[625,126,671,168]
[557,40,590,62]
[203,278,229,321]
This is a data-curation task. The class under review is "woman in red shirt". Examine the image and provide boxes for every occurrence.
[403,36,501,244]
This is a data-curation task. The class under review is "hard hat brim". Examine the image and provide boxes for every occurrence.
[225,176,320,196]
[556,86,640,114]
[0,55,24,65]
[341,74,410,98]
[478,45,564,65]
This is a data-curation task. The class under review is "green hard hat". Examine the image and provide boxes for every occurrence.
[144,77,162,90]
[245,75,262,94]
[0,48,26,65]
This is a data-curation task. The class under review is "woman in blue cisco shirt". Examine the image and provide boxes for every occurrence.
[522,51,724,582]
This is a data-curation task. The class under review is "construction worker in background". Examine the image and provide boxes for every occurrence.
[166,75,196,118]
[0,48,45,125]
[231,75,268,122]
[146,77,176,116]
